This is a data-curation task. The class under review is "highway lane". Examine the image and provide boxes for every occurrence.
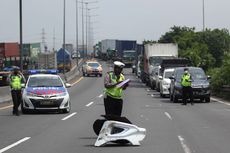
[0,62,230,153]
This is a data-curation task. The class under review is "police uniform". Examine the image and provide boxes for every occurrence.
[104,61,126,116]
[9,72,25,115]
[181,70,193,105]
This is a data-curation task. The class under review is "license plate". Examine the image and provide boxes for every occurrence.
[40,101,53,105]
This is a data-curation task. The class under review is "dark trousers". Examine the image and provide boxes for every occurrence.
[11,90,22,113]
[182,86,193,104]
[104,95,123,117]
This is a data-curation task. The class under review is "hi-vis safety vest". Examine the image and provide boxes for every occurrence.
[105,72,125,99]
[181,73,192,87]
[10,75,22,90]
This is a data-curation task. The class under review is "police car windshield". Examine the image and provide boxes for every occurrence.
[28,76,63,87]
[88,63,99,67]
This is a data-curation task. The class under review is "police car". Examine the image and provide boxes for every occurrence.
[21,69,71,114]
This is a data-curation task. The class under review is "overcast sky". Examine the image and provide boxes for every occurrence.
[0,0,230,50]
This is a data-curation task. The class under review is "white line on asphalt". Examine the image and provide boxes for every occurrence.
[0,137,31,153]
[211,97,230,106]
[178,135,192,153]
[0,105,13,110]
[86,102,94,107]
[165,112,172,120]
[71,77,84,86]
[98,94,103,98]
[62,112,77,121]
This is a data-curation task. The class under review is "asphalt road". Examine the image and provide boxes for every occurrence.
[0,61,230,153]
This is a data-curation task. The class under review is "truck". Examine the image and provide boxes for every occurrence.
[106,49,117,61]
[101,39,116,61]
[122,50,136,67]
[56,48,71,72]
[141,43,178,86]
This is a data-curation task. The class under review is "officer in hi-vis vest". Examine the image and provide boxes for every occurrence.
[104,61,129,116]
[181,68,194,105]
[8,67,25,116]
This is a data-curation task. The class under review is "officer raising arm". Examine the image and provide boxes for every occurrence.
[104,61,129,117]
[8,67,26,116]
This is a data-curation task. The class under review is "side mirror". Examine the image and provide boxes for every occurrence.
[207,76,211,80]
[159,76,163,80]
[65,83,72,88]
[21,83,25,88]
[169,76,175,80]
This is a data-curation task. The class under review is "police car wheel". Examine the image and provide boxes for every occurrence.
[21,105,30,114]
[62,106,71,113]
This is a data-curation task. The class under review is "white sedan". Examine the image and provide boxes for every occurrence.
[21,73,71,114]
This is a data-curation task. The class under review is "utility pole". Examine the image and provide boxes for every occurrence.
[63,0,66,74]
[85,3,88,57]
[202,0,205,31]
[19,0,23,70]
[76,0,79,66]
[82,0,85,59]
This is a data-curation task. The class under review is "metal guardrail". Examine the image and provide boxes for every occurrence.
[222,85,230,92]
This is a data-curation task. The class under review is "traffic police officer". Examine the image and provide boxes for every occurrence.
[181,68,194,105]
[8,67,25,115]
[104,61,128,116]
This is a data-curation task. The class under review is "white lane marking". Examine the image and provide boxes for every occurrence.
[62,112,77,121]
[98,94,103,98]
[86,101,94,107]
[165,112,172,120]
[211,97,230,106]
[178,135,192,153]
[0,105,13,110]
[0,137,31,153]
[71,77,84,86]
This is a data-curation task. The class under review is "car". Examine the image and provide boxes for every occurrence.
[159,68,174,97]
[21,70,71,114]
[82,61,103,77]
[169,67,211,103]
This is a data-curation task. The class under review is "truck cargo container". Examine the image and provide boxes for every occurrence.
[116,40,137,58]
[141,43,178,85]
[56,48,71,72]
[0,42,19,57]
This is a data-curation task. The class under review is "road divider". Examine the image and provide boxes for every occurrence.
[0,137,31,153]
[62,112,77,121]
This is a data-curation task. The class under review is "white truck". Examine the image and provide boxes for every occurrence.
[101,39,116,60]
[142,43,178,87]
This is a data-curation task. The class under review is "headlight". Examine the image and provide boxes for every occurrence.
[162,81,169,86]
[132,65,136,69]
[202,83,210,88]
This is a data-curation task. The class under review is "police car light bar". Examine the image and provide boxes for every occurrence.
[28,69,59,75]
